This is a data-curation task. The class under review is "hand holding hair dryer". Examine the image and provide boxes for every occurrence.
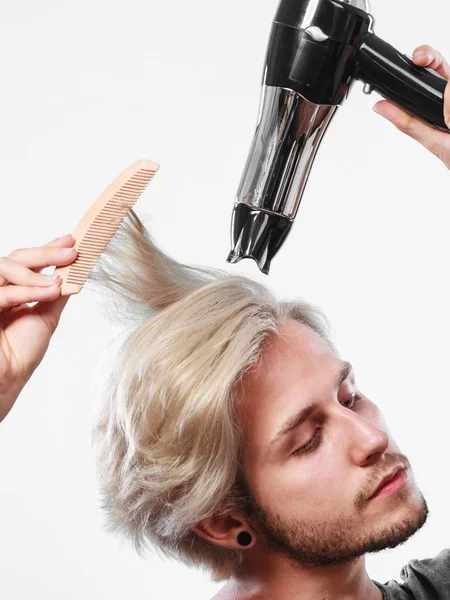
[226,0,448,274]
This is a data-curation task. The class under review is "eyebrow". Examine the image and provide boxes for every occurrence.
[267,361,353,455]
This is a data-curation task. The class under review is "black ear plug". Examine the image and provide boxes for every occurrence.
[237,531,252,547]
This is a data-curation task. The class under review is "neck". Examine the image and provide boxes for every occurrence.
[215,551,383,600]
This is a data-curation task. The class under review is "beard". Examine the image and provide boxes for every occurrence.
[241,465,429,568]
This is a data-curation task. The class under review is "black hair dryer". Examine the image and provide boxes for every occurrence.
[226,0,448,274]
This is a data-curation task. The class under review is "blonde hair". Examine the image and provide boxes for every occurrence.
[88,209,338,581]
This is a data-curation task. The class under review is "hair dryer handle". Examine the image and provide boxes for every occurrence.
[355,32,448,131]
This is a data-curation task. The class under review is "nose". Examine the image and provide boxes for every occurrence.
[340,410,389,466]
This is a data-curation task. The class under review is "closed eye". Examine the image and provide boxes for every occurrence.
[291,393,363,457]
[342,392,362,410]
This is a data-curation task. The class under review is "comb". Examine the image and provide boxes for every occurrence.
[54,159,160,296]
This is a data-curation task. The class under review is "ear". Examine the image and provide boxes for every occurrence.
[193,513,257,551]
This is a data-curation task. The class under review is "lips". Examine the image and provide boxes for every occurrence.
[370,465,405,499]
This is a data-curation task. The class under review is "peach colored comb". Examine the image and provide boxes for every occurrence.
[54,159,160,296]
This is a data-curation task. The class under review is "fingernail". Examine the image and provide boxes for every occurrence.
[61,247,76,255]
[414,50,430,61]
[56,234,72,241]
[44,274,61,281]
[373,105,381,115]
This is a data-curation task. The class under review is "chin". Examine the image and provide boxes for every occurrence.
[366,486,429,553]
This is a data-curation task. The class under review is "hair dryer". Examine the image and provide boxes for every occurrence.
[226,0,448,274]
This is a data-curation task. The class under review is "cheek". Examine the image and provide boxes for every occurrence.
[250,458,345,511]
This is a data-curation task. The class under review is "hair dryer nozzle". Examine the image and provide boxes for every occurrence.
[227,203,292,275]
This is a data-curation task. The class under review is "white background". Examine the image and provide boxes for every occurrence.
[0,0,449,598]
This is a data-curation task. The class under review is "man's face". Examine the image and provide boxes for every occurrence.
[237,319,428,567]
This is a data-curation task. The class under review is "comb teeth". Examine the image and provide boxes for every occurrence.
[55,161,160,296]
[67,168,155,286]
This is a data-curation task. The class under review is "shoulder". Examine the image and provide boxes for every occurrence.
[400,548,450,589]
[379,549,450,599]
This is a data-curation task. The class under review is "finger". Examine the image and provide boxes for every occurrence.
[0,242,78,285]
[0,256,65,289]
[7,244,77,271]
[26,234,77,330]
[0,283,61,312]
[8,234,76,267]
[373,97,450,150]
[412,46,450,80]
[32,234,75,269]
[0,233,75,287]
[8,234,75,261]
[42,233,75,248]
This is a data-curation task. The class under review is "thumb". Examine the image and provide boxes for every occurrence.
[373,85,450,153]
[373,91,450,155]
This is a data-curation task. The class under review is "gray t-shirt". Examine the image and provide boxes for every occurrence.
[372,549,450,599]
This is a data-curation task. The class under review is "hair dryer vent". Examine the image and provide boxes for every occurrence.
[226,203,293,275]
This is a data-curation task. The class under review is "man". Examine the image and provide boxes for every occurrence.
[199,318,439,599]
[1,45,449,600]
